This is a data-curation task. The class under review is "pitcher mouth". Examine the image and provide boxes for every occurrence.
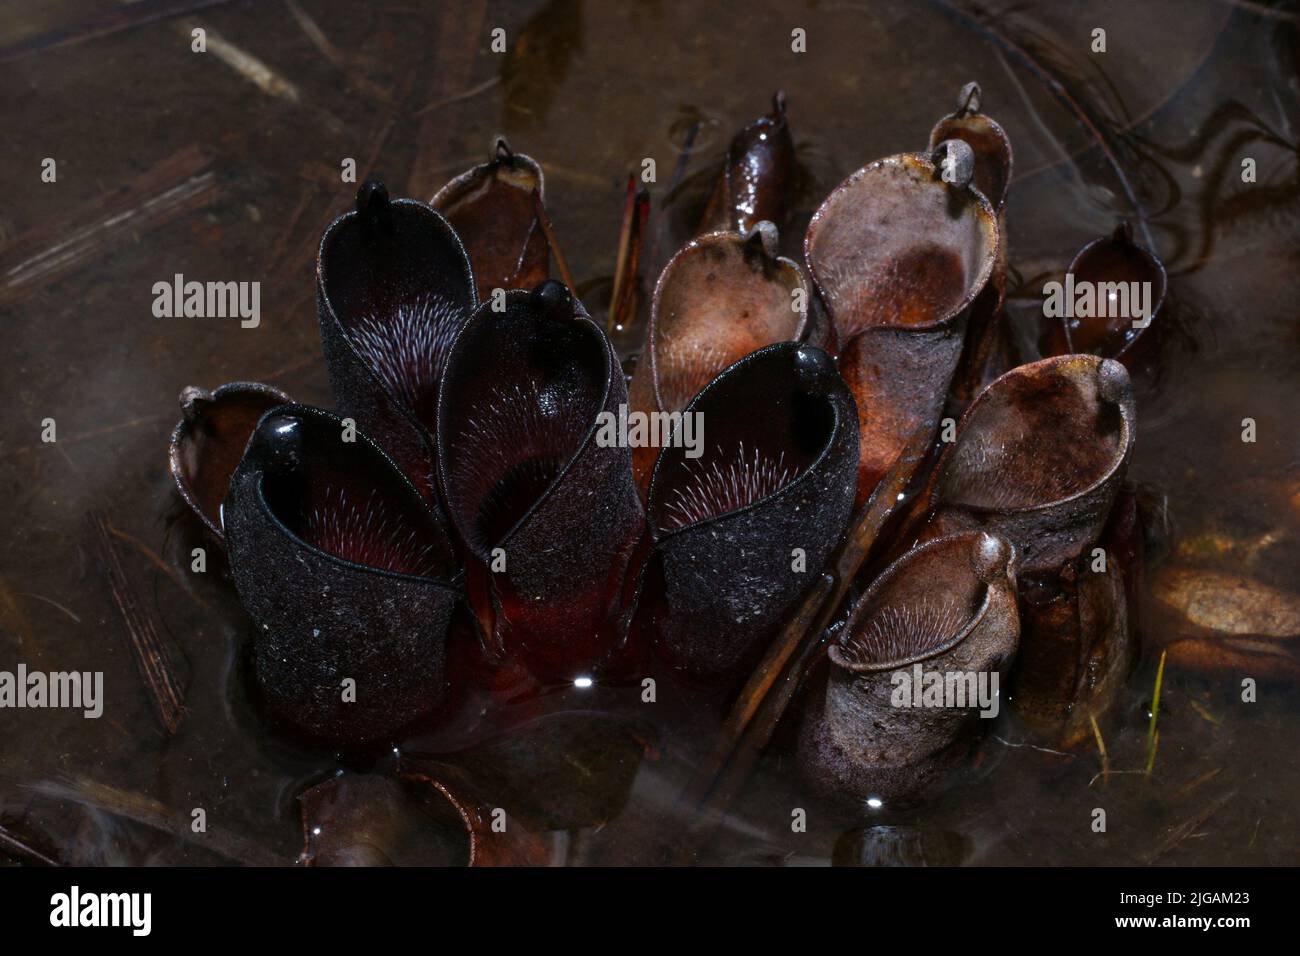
[830,532,1013,672]
[804,153,1000,339]
[936,355,1135,515]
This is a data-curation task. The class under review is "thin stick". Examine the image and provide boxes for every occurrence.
[610,187,650,332]
[672,424,933,861]
[413,76,501,116]
[87,512,186,734]
[533,190,578,293]
[172,22,300,103]
[1188,697,1222,726]
[1144,649,1167,776]
[1088,712,1109,784]
[0,824,59,866]
[31,777,282,866]
[285,0,346,68]
[0,0,236,64]
[609,175,638,332]
[106,522,210,610]
[1142,789,1236,863]
[0,148,216,306]
[1172,767,1221,801]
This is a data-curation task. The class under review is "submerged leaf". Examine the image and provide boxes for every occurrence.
[1152,567,1300,682]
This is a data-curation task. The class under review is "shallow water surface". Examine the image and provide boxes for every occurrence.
[0,0,1297,865]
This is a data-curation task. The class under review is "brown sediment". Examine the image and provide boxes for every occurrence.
[1150,566,1300,682]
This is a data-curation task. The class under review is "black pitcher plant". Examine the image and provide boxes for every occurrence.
[165,85,1172,860]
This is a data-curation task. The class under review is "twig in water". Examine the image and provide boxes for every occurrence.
[17,593,80,625]
[87,511,186,734]
[608,176,649,332]
[1172,767,1222,801]
[0,148,216,306]
[29,777,282,866]
[993,734,1073,757]
[0,0,237,64]
[1144,649,1167,777]
[1089,712,1109,784]
[1188,697,1222,726]
[105,521,209,610]
[0,823,60,866]
[414,76,501,116]
[671,424,933,862]
[1142,789,1237,863]
[174,22,300,103]
[533,191,578,293]
[284,0,390,104]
